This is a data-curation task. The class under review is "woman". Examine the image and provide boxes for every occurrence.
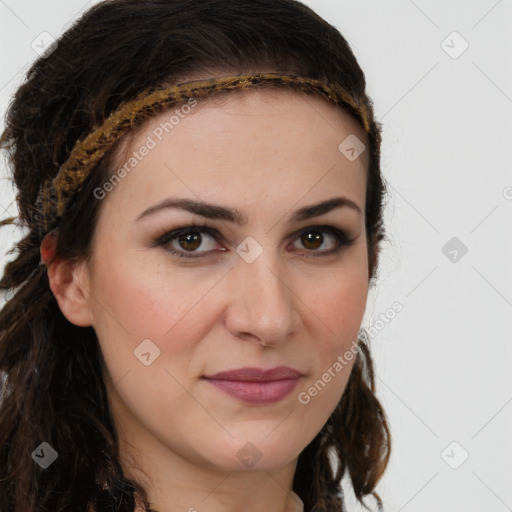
[0,1,390,510]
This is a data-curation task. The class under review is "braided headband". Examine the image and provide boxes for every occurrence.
[32,73,368,232]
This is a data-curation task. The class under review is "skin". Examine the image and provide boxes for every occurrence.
[49,87,370,512]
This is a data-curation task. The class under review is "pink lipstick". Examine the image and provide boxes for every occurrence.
[204,366,302,404]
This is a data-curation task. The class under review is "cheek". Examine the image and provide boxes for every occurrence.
[316,276,367,335]
[306,253,368,346]
[89,242,212,337]
[87,245,210,400]
[306,280,365,389]
[298,251,368,406]
[88,257,213,441]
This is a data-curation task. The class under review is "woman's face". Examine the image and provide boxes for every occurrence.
[74,88,369,479]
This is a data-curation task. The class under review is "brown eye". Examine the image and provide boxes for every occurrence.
[291,226,352,257]
[177,232,202,251]
[301,231,324,250]
[154,225,223,259]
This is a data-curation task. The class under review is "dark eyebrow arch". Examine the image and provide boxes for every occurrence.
[136,196,362,224]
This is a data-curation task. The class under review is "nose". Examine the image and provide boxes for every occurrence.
[224,251,301,347]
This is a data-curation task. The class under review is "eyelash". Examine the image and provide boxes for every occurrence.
[151,222,354,260]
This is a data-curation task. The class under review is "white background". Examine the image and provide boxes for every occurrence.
[1,1,511,511]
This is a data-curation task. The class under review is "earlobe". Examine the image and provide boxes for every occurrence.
[47,257,94,327]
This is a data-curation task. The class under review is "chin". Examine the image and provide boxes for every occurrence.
[205,432,305,472]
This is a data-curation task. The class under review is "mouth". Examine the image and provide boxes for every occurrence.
[203,366,303,405]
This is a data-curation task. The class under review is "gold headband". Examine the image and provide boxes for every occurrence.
[34,73,369,230]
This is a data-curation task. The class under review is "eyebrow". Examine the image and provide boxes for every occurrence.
[136,196,363,224]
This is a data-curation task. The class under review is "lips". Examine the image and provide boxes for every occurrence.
[204,366,302,404]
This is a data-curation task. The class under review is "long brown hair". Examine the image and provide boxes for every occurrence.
[0,1,390,510]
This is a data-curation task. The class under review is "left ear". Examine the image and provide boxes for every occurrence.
[47,256,94,328]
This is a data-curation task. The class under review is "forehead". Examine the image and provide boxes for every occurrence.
[103,88,368,222]
[115,86,369,166]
